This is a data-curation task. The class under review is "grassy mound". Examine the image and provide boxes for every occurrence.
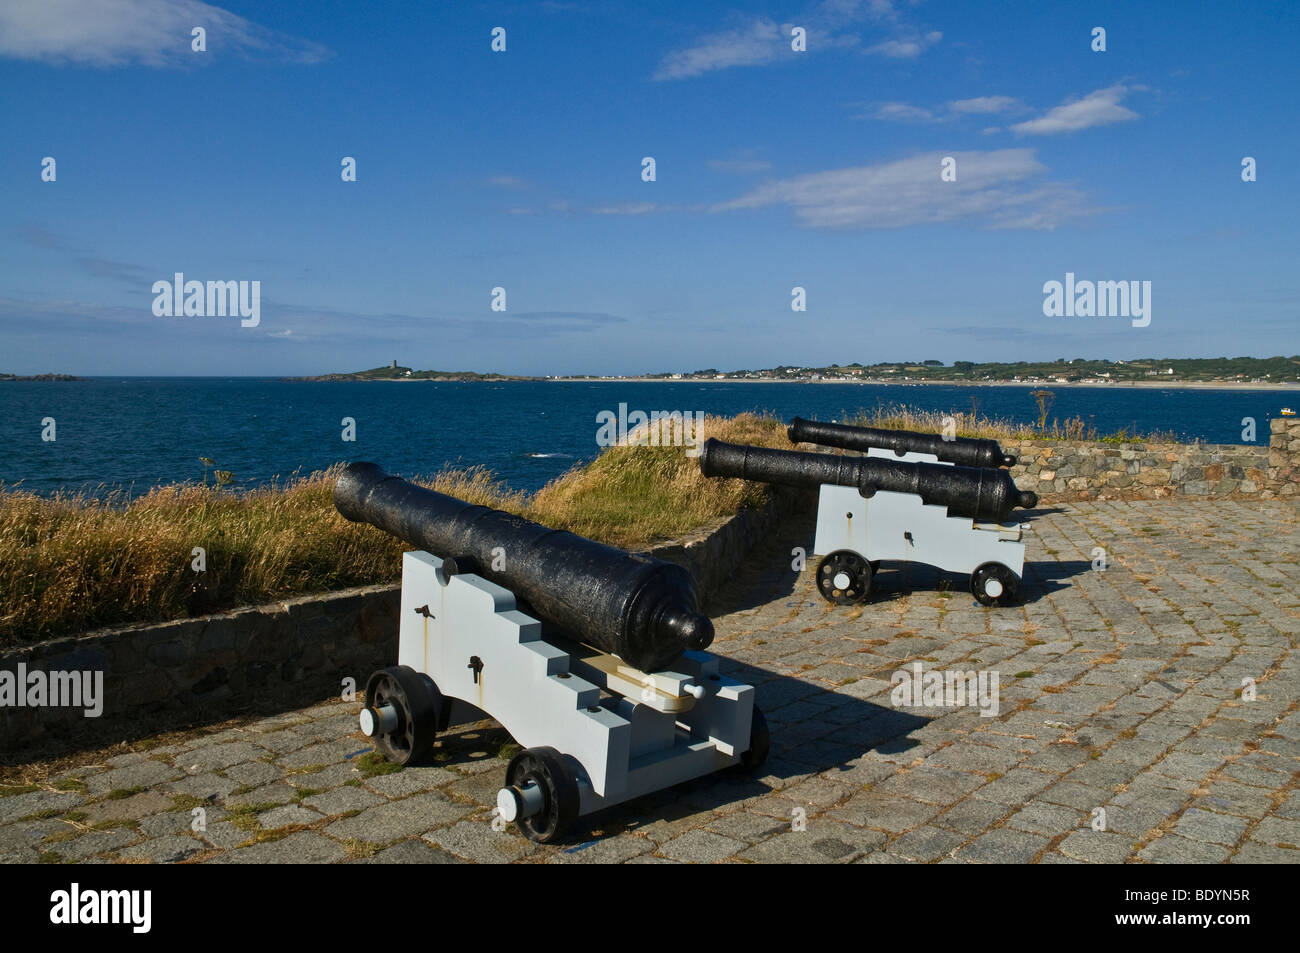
[0,413,785,644]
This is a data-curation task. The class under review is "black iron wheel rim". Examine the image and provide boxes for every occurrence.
[507,754,560,840]
[971,563,1016,606]
[817,551,870,605]
[370,674,414,759]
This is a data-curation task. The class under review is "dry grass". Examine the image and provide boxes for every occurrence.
[0,465,525,645]
[0,413,786,645]
[0,405,1164,645]
[842,404,1167,443]
[527,412,786,547]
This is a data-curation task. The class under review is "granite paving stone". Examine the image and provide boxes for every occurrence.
[3,499,1296,864]
[301,787,386,817]
[323,793,473,843]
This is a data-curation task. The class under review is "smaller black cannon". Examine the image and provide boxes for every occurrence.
[699,440,1036,606]
[699,439,1036,523]
[788,416,1018,468]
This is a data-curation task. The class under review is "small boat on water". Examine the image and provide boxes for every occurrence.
[1283,407,1297,417]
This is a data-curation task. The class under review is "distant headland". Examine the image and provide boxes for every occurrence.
[287,357,1300,388]
[284,364,528,382]
[0,372,83,381]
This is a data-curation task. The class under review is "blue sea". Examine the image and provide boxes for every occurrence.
[2,379,1296,497]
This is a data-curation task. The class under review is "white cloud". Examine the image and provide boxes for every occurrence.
[862,94,1023,123]
[0,0,331,67]
[653,2,937,80]
[592,202,660,215]
[867,30,941,58]
[652,18,786,80]
[711,149,1091,230]
[948,95,1022,115]
[708,150,772,174]
[487,176,529,189]
[1010,84,1139,135]
[870,101,936,121]
[708,159,773,174]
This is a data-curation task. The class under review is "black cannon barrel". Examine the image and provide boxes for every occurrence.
[335,463,712,673]
[699,439,1037,523]
[788,417,1018,468]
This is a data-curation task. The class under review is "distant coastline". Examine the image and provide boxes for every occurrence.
[553,377,1299,391]
[0,373,83,382]
[286,357,1300,390]
[289,376,1296,391]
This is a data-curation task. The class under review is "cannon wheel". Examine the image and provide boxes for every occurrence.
[816,551,873,605]
[971,562,1019,607]
[738,705,770,772]
[363,665,442,765]
[505,746,580,843]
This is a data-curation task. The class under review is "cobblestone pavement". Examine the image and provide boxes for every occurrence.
[4,500,1298,864]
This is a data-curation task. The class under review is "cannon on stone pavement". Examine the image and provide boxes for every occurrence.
[334,462,768,842]
[698,439,1037,606]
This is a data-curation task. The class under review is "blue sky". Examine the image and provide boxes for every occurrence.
[2,0,1296,375]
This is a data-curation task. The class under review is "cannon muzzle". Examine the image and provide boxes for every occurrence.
[788,417,1017,468]
[335,462,712,672]
[700,439,1037,523]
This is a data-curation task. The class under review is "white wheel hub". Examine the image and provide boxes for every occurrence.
[497,781,544,822]
[359,703,398,737]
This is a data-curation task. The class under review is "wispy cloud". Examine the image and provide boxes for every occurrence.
[234,304,630,343]
[652,17,787,81]
[486,175,530,189]
[0,297,627,347]
[866,30,941,58]
[652,0,935,80]
[76,256,152,286]
[0,0,332,67]
[592,202,661,215]
[707,150,772,174]
[711,149,1093,230]
[18,224,68,250]
[866,101,937,122]
[949,95,1022,115]
[862,95,1024,123]
[1009,84,1139,135]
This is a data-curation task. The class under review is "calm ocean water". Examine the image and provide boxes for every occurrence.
[2,379,1297,497]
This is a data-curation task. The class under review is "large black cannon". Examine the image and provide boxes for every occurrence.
[699,439,1036,523]
[788,416,1018,468]
[335,462,712,672]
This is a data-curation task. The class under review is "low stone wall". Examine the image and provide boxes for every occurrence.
[6,422,1296,753]
[1269,417,1300,495]
[643,485,809,608]
[1009,417,1298,501]
[0,486,807,754]
[1,584,401,754]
